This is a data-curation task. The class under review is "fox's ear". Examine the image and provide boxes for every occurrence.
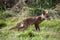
[43,10,48,15]
[42,11,46,15]
[44,10,48,14]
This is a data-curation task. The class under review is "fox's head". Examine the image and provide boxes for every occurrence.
[41,10,50,20]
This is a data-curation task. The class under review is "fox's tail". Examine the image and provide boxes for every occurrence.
[9,26,17,30]
[9,22,24,30]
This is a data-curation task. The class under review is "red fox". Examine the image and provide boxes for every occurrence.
[10,10,50,31]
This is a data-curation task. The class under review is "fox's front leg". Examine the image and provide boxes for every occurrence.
[34,23,40,31]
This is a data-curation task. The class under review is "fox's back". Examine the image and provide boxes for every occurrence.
[23,17,36,25]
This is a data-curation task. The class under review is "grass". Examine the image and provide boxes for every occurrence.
[0,20,7,28]
[0,20,60,40]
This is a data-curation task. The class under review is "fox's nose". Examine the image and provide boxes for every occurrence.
[46,15,51,20]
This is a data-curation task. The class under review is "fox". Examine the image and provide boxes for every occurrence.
[10,10,50,31]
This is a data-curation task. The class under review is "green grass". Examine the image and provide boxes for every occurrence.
[40,20,60,32]
[0,20,60,40]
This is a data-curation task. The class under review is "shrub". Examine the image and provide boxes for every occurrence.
[28,8,43,17]
[0,11,15,20]
[0,20,6,28]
